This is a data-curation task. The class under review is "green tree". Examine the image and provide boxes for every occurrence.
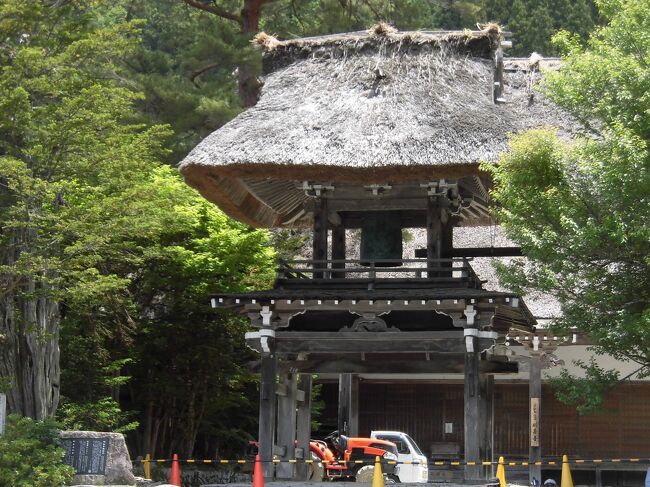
[121,193,275,457]
[0,0,277,434]
[100,2,244,162]
[485,0,650,412]
[0,0,164,419]
[507,0,556,55]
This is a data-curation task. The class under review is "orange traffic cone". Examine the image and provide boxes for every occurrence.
[169,453,181,486]
[253,454,265,487]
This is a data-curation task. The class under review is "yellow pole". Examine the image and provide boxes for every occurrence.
[561,455,573,487]
[372,456,385,487]
[143,453,151,480]
[496,456,506,487]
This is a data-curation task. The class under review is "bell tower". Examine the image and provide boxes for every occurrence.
[179,24,566,482]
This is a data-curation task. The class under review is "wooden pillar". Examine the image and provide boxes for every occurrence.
[440,214,454,277]
[332,224,345,278]
[259,354,277,479]
[296,374,313,480]
[480,374,495,479]
[427,196,454,278]
[350,375,359,436]
[426,196,442,267]
[312,198,328,278]
[338,373,358,435]
[529,352,542,484]
[276,373,298,479]
[464,332,481,480]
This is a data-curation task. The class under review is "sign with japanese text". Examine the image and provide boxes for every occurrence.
[530,397,540,447]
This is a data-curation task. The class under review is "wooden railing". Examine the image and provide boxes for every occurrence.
[275,258,484,290]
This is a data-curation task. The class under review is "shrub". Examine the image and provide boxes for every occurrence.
[0,415,75,487]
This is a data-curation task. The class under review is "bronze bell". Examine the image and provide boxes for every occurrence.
[360,211,402,267]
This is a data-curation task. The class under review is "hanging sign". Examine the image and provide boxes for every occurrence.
[530,397,540,447]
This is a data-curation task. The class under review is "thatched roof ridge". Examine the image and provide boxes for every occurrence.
[254,24,503,74]
[253,24,501,51]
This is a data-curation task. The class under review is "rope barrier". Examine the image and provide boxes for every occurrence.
[135,457,650,466]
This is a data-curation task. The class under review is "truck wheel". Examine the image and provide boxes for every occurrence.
[385,474,399,484]
[308,452,324,481]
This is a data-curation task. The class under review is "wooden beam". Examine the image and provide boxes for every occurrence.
[341,211,426,229]
[268,357,518,374]
[449,247,523,258]
[247,331,510,355]
[416,247,523,258]
[327,198,427,212]
[268,331,493,354]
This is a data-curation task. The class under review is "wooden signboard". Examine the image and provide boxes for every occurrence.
[62,437,109,475]
[530,397,540,447]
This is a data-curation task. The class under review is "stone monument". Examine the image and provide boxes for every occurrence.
[60,430,136,486]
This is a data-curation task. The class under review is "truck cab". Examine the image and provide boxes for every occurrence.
[370,431,428,483]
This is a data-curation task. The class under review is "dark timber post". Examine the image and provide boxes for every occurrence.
[350,374,359,436]
[426,196,442,272]
[313,198,328,278]
[440,213,454,277]
[259,354,277,479]
[277,373,298,479]
[338,374,352,436]
[529,352,542,484]
[464,330,481,480]
[480,374,495,478]
[332,224,346,278]
[296,374,313,480]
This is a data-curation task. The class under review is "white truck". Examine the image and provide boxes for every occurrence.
[370,431,428,483]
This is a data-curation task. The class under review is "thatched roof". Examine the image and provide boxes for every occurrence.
[341,225,561,320]
[179,25,578,227]
[450,226,562,319]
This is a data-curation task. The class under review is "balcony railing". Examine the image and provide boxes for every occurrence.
[275,258,484,290]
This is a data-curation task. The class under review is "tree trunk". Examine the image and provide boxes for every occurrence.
[0,229,60,420]
[238,0,264,106]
